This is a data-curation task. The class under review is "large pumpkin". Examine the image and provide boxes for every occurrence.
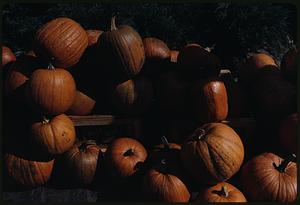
[193,78,228,123]
[281,47,297,86]
[33,17,88,68]
[241,153,297,202]
[67,90,96,115]
[97,16,145,84]
[2,46,16,67]
[26,63,76,115]
[143,137,190,202]
[197,182,247,202]
[177,43,220,79]
[62,140,101,185]
[86,29,103,46]
[180,123,244,185]
[4,153,54,187]
[30,114,76,155]
[279,113,297,154]
[105,137,147,179]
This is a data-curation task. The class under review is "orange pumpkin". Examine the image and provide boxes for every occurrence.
[67,90,96,115]
[2,46,16,67]
[86,29,103,46]
[170,50,179,63]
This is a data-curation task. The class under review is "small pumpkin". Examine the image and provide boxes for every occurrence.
[67,90,96,115]
[97,16,145,84]
[4,152,54,187]
[177,43,221,79]
[143,37,170,62]
[105,137,147,179]
[143,137,190,202]
[33,17,88,68]
[30,114,76,155]
[193,78,228,123]
[197,182,247,202]
[180,123,244,185]
[62,140,101,185]
[26,63,76,115]
[281,47,297,86]
[2,46,16,67]
[170,50,179,63]
[241,153,297,202]
[86,29,103,46]
[279,113,297,154]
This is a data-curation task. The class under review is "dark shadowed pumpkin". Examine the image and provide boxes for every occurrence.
[279,113,297,154]
[33,17,88,68]
[86,29,103,46]
[143,37,170,62]
[281,47,297,86]
[62,140,101,185]
[241,153,297,202]
[2,46,16,67]
[97,16,145,84]
[193,78,228,123]
[67,90,96,115]
[4,153,54,187]
[105,137,147,179]
[30,114,76,155]
[180,123,244,185]
[143,137,190,202]
[26,63,76,115]
[197,182,247,202]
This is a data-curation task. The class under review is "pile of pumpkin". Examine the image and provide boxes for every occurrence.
[2,16,297,202]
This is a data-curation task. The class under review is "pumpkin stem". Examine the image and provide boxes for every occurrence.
[273,154,296,173]
[79,140,97,151]
[212,186,228,197]
[160,158,166,165]
[42,116,50,124]
[193,128,206,140]
[124,148,134,156]
[110,16,117,31]
[161,136,170,150]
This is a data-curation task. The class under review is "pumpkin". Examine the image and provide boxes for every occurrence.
[86,29,103,46]
[143,37,170,62]
[2,46,16,67]
[4,54,41,100]
[62,140,101,185]
[281,47,297,86]
[110,76,153,114]
[219,70,250,118]
[238,53,278,88]
[105,137,147,179]
[4,152,54,187]
[180,123,244,185]
[26,63,76,115]
[193,78,228,123]
[177,43,221,79]
[170,50,179,63]
[279,113,297,154]
[97,16,145,84]
[67,90,96,115]
[241,153,297,202]
[33,17,88,68]
[197,182,247,202]
[143,136,190,202]
[30,114,76,155]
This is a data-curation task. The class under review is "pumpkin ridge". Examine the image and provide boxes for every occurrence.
[119,32,135,75]
[35,161,47,185]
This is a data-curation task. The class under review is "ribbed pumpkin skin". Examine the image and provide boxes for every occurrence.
[180,123,244,185]
[86,29,103,46]
[63,140,101,185]
[197,182,247,202]
[27,68,76,115]
[241,153,297,202]
[2,46,16,66]
[194,79,228,123]
[143,37,170,61]
[4,153,54,187]
[97,18,145,83]
[30,114,76,155]
[279,113,297,153]
[33,18,88,68]
[67,90,96,115]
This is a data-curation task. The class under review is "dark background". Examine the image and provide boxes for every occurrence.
[2,3,297,71]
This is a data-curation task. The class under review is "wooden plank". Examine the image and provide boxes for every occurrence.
[68,115,139,126]
[221,117,256,128]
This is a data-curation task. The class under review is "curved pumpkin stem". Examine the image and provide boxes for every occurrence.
[212,186,228,197]
[110,16,117,31]
[193,128,206,140]
[273,154,296,173]
[124,148,134,156]
[79,140,97,151]
[42,116,50,124]
[161,136,170,150]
